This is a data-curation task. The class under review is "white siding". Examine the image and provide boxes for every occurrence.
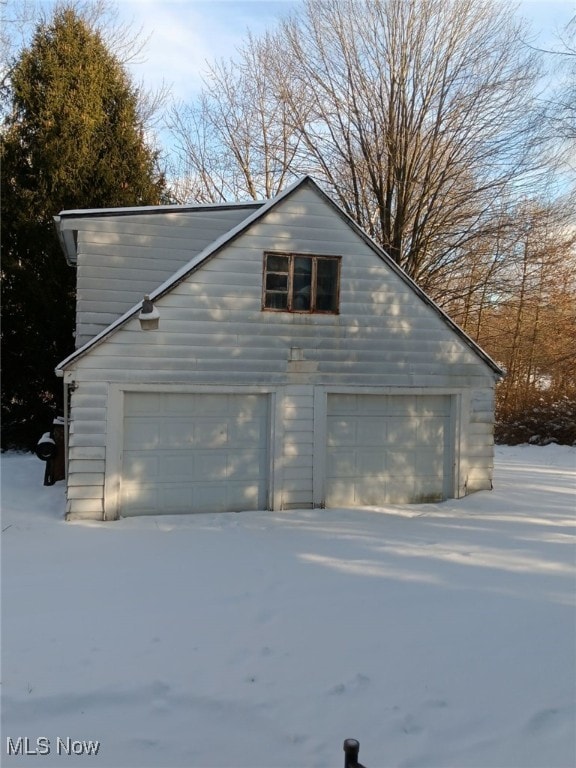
[66,382,107,519]
[279,385,315,509]
[63,183,497,519]
[68,206,260,347]
[463,388,496,492]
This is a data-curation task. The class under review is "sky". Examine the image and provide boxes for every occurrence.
[102,0,575,169]
[5,0,573,169]
[118,0,301,101]
[23,0,574,104]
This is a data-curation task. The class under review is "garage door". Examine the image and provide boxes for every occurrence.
[121,393,269,516]
[326,394,452,506]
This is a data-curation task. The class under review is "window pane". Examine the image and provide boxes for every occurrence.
[316,258,339,312]
[294,256,312,274]
[266,254,289,272]
[265,292,288,310]
[266,273,288,291]
[293,258,312,310]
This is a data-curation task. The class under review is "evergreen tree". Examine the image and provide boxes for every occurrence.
[1,4,166,449]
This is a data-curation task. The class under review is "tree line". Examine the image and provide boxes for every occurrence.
[2,0,575,448]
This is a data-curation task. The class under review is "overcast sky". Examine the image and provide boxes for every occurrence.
[113,0,573,101]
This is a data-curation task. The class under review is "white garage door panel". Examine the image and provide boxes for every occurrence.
[326,394,452,506]
[121,393,269,516]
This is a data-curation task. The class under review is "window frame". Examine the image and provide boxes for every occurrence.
[262,252,341,315]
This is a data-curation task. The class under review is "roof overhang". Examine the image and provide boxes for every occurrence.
[53,200,264,267]
[53,216,79,265]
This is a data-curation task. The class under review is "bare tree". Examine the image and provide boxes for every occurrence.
[167,0,555,304]
[477,196,576,406]
[167,33,302,203]
[1,0,37,94]
[529,13,576,144]
[266,0,553,293]
[547,15,576,184]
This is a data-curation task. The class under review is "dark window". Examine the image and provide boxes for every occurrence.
[263,253,340,313]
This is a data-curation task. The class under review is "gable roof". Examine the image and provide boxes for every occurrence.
[55,176,503,378]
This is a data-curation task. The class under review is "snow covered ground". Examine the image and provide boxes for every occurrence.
[1,445,575,768]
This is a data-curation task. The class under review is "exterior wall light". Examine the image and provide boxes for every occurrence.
[138,295,160,330]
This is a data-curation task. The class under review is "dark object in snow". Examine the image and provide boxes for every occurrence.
[36,432,56,460]
[35,419,65,485]
[343,738,366,768]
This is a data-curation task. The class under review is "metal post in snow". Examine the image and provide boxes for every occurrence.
[343,738,366,768]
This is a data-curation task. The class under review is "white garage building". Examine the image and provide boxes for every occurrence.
[55,176,502,520]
